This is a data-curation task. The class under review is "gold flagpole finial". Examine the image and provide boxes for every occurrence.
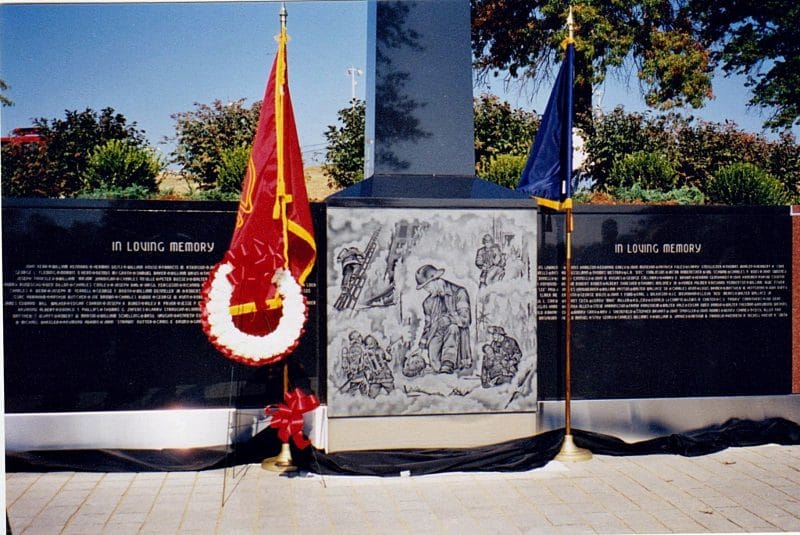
[279,2,287,30]
[561,5,576,49]
[567,6,574,41]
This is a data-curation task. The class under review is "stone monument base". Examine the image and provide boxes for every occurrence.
[538,395,800,443]
[325,412,537,452]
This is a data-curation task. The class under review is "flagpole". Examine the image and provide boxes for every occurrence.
[564,209,573,435]
[554,207,590,461]
[554,6,591,463]
[262,1,299,473]
[262,361,297,472]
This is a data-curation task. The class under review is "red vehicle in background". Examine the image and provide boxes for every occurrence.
[1,127,44,145]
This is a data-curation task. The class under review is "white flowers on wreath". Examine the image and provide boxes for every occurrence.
[201,262,306,366]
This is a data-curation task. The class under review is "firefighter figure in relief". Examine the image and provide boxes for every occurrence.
[415,264,472,374]
[480,325,522,387]
[475,233,506,287]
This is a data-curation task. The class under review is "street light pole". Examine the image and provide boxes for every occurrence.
[346,66,362,107]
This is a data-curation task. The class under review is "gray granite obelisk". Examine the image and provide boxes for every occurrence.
[333,0,524,198]
[364,0,475,178]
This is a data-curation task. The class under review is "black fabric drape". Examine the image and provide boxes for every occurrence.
[7,418,800,474]
[301,418,800,476]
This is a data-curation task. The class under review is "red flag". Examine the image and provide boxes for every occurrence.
[201,21,316,366]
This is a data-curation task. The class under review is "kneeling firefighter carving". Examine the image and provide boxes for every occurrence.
[200,26,316,366]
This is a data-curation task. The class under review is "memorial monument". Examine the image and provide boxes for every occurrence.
[3,1,799,469]
[323,0,539,451]
[322,0,798,452]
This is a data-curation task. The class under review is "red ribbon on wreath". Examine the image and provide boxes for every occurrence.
[265,388,320,449]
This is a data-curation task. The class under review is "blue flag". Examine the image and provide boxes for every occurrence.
[517,41,574,211]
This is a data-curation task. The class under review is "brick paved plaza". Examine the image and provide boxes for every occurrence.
[7,444,800,534]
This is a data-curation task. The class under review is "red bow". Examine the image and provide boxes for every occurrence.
[265,388,320,449]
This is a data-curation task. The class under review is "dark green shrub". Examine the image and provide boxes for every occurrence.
[707,163,791,205]
[192,188,241,201]
[609,151,678,191]
[609,184,705,205]
[572,189,594,204]
[82,139,162,193]
[582,107,677,190]
[216,145,250,194]
[481,154,527,189]
[75,184,153,200]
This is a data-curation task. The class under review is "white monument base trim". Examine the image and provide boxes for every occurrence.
[538,395,800,442]
[304,405,328,451]
[325,412,538,453]
[9,396,797,453]
[6,408,269,451]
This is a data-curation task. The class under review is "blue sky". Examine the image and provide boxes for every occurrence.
[1,1,795,168]
[1,1,369,164]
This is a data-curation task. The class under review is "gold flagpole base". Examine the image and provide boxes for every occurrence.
[261,443,298,473]
[554,434,592,462]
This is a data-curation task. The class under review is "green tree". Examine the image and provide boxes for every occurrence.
[215,145,251,195]
[767,132,800,199]
[471,0,714,125]
[323,100,366,189]
[481,154,528,189]
[670,119,800,195]
[168,99,261,190]
[473,93,539,173]
[0,78,13,107]
[82,139,162,194]
[581,107,678,190]
[707,162,791,205]
[322,96,541,189]
[673,120,769,189]
[609,150,678,191]
[582,106,800,198]
[690,0,800,129]
[1,142,48,197]
[2,107,146,198]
